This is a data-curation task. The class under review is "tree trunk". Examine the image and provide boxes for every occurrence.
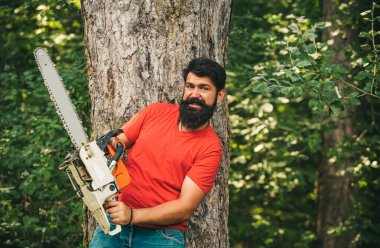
[80,0,232,247]
[316,0,356,247]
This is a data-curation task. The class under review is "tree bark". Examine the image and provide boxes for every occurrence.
[316,0,356,247]
[80,0,232,247]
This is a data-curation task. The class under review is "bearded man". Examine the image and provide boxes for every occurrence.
[89,58,226,248]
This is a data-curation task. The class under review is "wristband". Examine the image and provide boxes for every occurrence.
[126,208,133,226]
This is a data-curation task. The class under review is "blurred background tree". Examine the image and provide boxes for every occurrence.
[1,0,379,247]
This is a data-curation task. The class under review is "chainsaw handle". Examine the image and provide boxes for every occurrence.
[114,143,124,162]
[109,143,124,171]
[106,143,131,190]
[108,224,122,236]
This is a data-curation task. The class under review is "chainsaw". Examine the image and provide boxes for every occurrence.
[33,47,130,236]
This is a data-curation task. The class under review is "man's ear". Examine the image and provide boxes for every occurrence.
[216,89,225,104]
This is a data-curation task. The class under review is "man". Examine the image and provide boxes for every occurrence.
[89,58,226,247]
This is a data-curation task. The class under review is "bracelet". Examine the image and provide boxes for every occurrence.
[126,208,133,226]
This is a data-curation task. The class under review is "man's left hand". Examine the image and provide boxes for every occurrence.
[104,201,132,226]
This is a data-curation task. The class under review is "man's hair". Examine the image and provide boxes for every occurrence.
[183,58,226,91]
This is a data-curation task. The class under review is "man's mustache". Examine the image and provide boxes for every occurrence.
[182,98,207,108]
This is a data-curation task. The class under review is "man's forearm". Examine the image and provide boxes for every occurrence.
[132,199,194,226]
[105,176,205,226]
[132,177,205,226]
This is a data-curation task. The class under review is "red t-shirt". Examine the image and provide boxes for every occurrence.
[119,103,222,230]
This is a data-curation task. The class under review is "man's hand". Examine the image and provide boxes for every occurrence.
[109,133,133,151]
[104,201,132,226]
[109,137,124,151]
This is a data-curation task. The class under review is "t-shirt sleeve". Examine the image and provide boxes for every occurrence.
[187,143,222,194]
[121,105,152,141]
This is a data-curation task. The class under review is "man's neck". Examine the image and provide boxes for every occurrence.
[179,121,209,132]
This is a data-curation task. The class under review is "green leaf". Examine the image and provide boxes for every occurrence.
[314,22,325,29]
[356,71,372,80]
[305,44,317,54]
[331,64,349,76]
[330,102,343,116]
[322,80,335,91]
[286,46,300,54]
[308,80,320,87]
[302,72,315,79]
[283,69,293,76]
[321,50,333,56]
[358,32,370,38]
[360,44,371,51]
[320,63,333,77]
[308,99,324,111]
[363,82,372,92]
[288,24,300,32]
[252,82,267,92]
[290,75,300,82]
[305,29,316,40]
[349,91,360,98]
[279,86,293,95]
[266,85,277,92]
[296,16,306,23]
[350,98,361,106]
[295,60,312,67]
[360,10,371,16]
[292,86,303,97]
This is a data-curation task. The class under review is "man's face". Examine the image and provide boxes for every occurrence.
[179,72,225,129]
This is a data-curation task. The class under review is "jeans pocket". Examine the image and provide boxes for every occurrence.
[158,229,185,246]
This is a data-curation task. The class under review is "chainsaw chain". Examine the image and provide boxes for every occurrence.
[34,47,87,150]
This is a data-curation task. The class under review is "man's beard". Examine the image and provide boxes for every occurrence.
[179,97,216,130]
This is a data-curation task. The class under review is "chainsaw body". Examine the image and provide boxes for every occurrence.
[60,140,130,236]
[34,48,130,236]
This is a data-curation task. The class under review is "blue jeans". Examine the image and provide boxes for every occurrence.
[89,223,186,248]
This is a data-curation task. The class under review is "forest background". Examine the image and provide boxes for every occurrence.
[1,0,379,247]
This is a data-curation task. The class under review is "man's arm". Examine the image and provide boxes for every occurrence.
[105,176,205,226]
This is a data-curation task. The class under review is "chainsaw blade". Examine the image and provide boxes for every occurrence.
[34,47,88,149]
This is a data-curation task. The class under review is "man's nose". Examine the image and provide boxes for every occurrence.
[190,88,201,98]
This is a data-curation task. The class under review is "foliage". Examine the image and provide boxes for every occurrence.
[227,1,322,247]
[0,1,87,247]
[227,0,380,247]
[251,12,380,116]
